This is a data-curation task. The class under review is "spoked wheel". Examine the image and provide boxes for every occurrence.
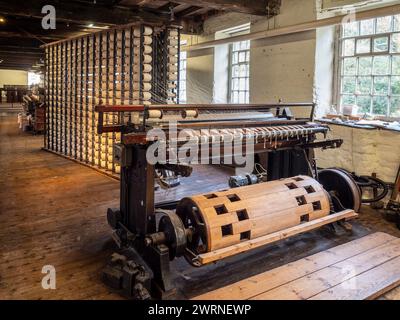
[318,168,362,213]
[350,175,389,204]
[176,198,209,267]
[157,211,187,260]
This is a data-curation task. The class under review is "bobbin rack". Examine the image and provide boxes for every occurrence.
[43,22,180,175]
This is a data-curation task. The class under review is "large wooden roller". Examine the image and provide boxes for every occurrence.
[176,176,331,257]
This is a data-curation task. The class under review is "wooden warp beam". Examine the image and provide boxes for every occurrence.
[177,175,331,253]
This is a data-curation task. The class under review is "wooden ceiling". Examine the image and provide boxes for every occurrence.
[0,0,281,71]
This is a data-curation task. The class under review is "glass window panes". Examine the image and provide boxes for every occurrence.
[343,21,359,37]
[391,97,400,116]
[343,39,355,56]
[340,15,400,117]
[392,76,400,95]
[376,16,392,34]
[360,19,375,36]
[357,77,372,94]
[373,56,390,75]
[230,40,250,104]
[391,33,400,53]
[342,95,356,105]
[373,37,389,52]
[358,57,372,75]
[343,57,357,75]
[372,96,388,115]
[395,15,400,32]
[357,96,372,113]
[356,38,370,54]
[393,56,400,75]
[342,77,356,93]
[373,77,389,94]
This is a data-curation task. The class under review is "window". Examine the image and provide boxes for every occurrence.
[179,40,187,104]
[230,40,250,103]
[28,72,41,86]
[339,14,400,117]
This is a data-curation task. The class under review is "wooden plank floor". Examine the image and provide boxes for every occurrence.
[1,112,400,300]
[0,114,231,300]
[194,232,400,300]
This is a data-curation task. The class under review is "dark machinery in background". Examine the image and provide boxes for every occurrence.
[382,166,400,229]
[95,102,360,300]
[318,167,400,230]
[0,85,29,104]
[21,88,46,134]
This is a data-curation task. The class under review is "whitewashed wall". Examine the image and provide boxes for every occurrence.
[316,124,400,182]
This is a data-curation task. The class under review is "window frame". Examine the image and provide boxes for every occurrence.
[228,40,250,104]
[337,15,400,117]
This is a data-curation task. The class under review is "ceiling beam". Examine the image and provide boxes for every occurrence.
[168,0,271,15]
[176,6,205,17]
[183,3,400,51]
[0,0,170,26]
[0,45,43,53]
[0,31,63,41]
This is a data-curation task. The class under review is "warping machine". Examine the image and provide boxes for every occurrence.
[95,102,361,299]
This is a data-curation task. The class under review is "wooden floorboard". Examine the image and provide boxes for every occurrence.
[0,114,231,300]
[195,233,400,300]
[1,112,400,300]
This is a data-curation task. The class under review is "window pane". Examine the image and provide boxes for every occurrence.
[372,96,388,115]
[343,57,357,75]
[232,91,239,103]
[233,42,240,51]
[374,77,389,94]
[373,56,390,75]
[239,91,245,103]
[232,52,238,64]
[373,37,389,52]
[342,95,356,105]
[238,52,246,62]
[391,97,400,116]
[239,64,248,77]
[232,78,239,90]
[358,57,372,75]
[391,33,400,53]
[356,38,370,54]
[357,96,371,113]
[343,39,355,56]
[357,77,372,94]
[393,56,400,75]
[232,65,239,77]
[360,19,375,35]
[239,78,246,90]
[392,76,400,95]
[240,41,249,50]
[376,16,392,33]
[342,77,356,93]
[395,15,400,32]
[343,22,359,37]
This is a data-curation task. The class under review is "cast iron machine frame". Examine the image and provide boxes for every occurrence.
[95,102,348,299]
